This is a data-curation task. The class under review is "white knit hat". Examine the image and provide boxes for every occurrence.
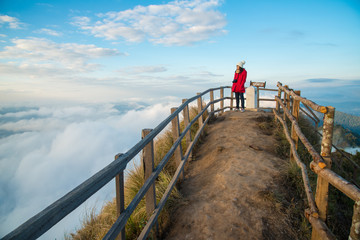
[237,60,246,67]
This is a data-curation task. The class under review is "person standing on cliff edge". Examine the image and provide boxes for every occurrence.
[232,60,247,112]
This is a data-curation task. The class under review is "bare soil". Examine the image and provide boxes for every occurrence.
[163,110,297,240]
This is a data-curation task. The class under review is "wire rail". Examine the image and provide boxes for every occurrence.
[4,83,360,240]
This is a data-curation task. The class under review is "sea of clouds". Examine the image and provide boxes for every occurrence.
[0,100,180,239]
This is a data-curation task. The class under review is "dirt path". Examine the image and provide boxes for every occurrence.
[164,110,296,240]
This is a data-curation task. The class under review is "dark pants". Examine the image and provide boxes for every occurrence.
[235,92,245,109]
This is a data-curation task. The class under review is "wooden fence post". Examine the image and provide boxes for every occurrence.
[197,93,203,126]
[220,87,224,113]
[182,99,192,148]
[141,129,158,238]
[210,90,215,112]
[114,153,125,240]
[275,88,282,123]
[312,106,335,240]
[230,91,234,111]
[141,129,156,216]
[256,86,260,108]
[290,90,301,162]
[276,88,281,113]
[350,200,360,240]
[286,87,291,112]
[283,85,288,120]
[182,99,192,163]
[171,108,183,180]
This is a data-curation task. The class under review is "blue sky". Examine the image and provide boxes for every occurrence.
[1,0,360,239]
[1,0,359,107]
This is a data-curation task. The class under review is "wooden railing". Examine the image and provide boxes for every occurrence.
[273,82,360,240]
[298,98,360,187]
[4,83,359,240]
[3,86,254,240]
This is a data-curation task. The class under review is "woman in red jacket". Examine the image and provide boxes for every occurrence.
[232,60,247,112]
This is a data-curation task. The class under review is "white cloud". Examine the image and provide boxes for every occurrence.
[0,15,23,29]
[35,28,63,36]
[0,59,223,104]
[72,0,227,46]
[0,101,178,239]
[0,38,123,73]
[118,65,168,75]
[0,61,76,77]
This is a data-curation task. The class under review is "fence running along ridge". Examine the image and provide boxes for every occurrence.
[274,82,360,240]
[3,83,360,240]
[2,86,242,240]
[297,98,360,187]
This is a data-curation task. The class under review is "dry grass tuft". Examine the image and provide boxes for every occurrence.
[65,201,117,240]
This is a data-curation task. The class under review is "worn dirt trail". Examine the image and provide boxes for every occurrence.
[164,110,296,240]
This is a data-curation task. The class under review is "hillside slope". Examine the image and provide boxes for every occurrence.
[164,110,298,240]
[335,111,360,136]
[332,124,360,148]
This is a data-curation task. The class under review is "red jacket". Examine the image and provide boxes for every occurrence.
[232,69,247,93]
